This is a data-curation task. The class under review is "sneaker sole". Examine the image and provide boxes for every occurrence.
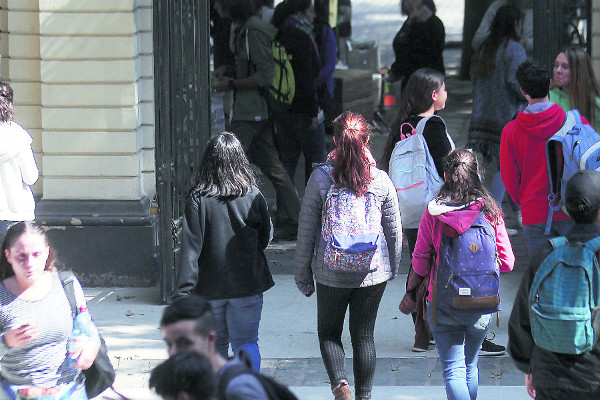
[479,350,507,356]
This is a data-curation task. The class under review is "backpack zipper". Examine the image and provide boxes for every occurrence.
[445,273,454,288]
[571,140,580,160]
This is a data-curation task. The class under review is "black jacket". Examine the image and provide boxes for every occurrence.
[508,223,600,392]
[172,186,274,301]
[390,15,445,89]
[277,24,319,117]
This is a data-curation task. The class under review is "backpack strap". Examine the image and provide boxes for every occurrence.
[217,351,277,400]
[549,236,568,250]
[414,115,433,135]
[58,270,78,319]
[545,111,578,234]
[414,115,456,151]
[318,165,334,184]
[584,236,600,254]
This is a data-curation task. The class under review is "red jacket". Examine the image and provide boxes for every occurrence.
[499,103,575,225]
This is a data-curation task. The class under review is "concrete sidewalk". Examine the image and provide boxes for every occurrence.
[86,270,530,400]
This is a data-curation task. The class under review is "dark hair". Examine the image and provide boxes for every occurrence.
[472,4,523,78]
[256,0,274,7]
[401,0,437,15]
[161,296,216,338]
[216,0,257,22]
[380,68,445,172]
[271,0,311,28]
[0,82,15,123]
[149,350,215,400]
[565,170,600,223]
[0,222,56,280]
[192,132,256,201]
[516,60,551,99]
[436,149,501,223]
[555,46,600,129]
[331,112,373,196]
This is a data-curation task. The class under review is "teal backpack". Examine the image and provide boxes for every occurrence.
[529,236,600,354]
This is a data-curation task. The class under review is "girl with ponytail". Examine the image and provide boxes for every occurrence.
[410,149,514,400]
[295,112,401,400]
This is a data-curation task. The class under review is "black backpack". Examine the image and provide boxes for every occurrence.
[217,353,297,400]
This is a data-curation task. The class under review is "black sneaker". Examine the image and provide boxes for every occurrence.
[479,333,506,356]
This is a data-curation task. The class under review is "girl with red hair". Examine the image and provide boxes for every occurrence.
[295,112,402,400]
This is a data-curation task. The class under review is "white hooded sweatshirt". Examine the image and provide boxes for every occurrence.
[0,122,38,221]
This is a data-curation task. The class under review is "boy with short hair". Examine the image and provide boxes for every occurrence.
[508,170,600,400]
[499,60,575,253]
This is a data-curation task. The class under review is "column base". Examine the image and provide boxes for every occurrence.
[35,197,159,287]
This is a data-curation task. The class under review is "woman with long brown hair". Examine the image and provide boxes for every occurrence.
[466,4,526,208]
[295,112,401,400]
[550,45,600,131]
[412,149,514,400]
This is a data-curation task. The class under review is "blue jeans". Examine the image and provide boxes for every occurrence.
[523,220,573,254]
[489,170,506,207]
[427,303,491,400]
[209,295,263,371]
[273,114,326,185]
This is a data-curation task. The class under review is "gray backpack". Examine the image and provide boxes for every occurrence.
[389,116,454,228]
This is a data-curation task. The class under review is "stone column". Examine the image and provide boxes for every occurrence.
[1,0,157,286]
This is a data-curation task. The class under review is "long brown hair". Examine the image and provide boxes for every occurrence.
[435,149,501,223]
[556,46,600,129]
[331,112,373,196]
[381,68,445,172]
[471,4,523,79]
[192,132,256,201]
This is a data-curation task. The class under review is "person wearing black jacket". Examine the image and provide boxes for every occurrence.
[171,132,274,372]
[271,0,324,187]
[508,170,600,400]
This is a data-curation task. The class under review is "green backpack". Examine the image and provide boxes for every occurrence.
[529,236,600,354]
[267,34,295,112]
[244,28,295,113]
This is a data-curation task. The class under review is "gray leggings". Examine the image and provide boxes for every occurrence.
[316,282,387,399]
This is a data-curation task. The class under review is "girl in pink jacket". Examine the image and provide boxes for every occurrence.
[412,149,514,400]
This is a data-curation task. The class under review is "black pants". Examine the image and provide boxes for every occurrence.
[316,282,387,399]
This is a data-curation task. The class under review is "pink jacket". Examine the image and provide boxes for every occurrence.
[412,199,515,302]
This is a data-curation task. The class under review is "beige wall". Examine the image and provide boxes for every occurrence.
[0,0,154,201]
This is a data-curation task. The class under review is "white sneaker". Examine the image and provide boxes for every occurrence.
[506,228,518,236]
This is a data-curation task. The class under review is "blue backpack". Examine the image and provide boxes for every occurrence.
[389,116,455,229]
[319,165,382,273]
[529,236,600,355]
[434,212,500,315]
[545,109,600,234]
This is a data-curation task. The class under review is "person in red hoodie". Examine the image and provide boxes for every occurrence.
[500,60,583,254]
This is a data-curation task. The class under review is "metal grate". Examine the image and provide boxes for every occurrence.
[153,0,211,302]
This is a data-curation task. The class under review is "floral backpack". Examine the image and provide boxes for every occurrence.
[319,165,382,273]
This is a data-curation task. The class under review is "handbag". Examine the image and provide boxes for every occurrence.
[58,271,116,399]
